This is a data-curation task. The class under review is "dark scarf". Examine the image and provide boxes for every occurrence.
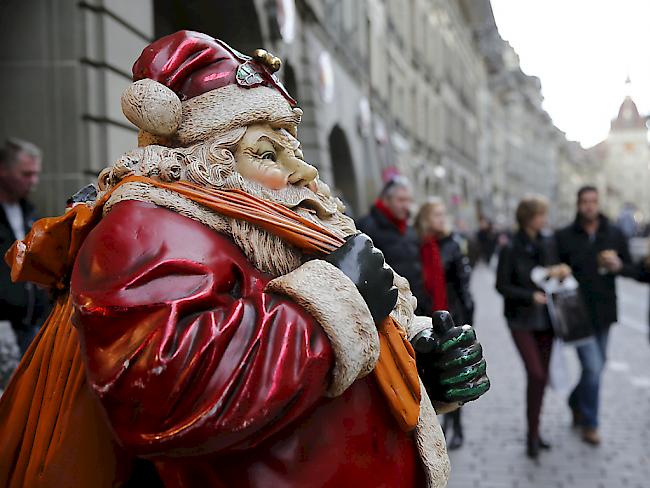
[420,236,448,313]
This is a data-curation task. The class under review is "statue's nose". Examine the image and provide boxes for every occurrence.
[287,156,318,187]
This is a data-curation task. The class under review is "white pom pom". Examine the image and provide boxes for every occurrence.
[121,79,181,137]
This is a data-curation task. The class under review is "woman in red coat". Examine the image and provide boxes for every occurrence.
[415,199,475,450]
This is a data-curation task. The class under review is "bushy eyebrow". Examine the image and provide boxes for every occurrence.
[256,130,300,151]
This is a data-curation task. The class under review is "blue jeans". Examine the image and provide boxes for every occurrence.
[569,328,610,428]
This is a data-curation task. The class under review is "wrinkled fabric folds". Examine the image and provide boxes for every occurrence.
[71,200,334,457]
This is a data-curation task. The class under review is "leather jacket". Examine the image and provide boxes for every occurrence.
[496,230,557,331]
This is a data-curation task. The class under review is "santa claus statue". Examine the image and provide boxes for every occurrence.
[0,31,489,487]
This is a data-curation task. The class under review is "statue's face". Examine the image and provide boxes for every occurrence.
[234,123,318,191]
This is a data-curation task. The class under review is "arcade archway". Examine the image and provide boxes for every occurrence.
[328,125,359,216]
[283,63,298,101]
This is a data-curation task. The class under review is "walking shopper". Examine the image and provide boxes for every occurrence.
[496,196,570,459]
[476,217,498,265]
[0,138,49,354]
[555,186,635,445]
[357,176,431,314]
[633,249,650,342]
[415,198,474,450]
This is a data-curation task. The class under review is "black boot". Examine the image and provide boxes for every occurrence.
[447,409,464,450]
[538,437,552,450]
[448,431,464,450]
[526,437,540,459]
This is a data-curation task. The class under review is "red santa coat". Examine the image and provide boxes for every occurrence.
[70,199,426,487]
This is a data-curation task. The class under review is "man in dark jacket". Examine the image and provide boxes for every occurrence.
[357,177,431,315]
[0,138,49,355]
[555,185,635,445]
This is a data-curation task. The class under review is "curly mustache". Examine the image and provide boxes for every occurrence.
[220,172,340,219]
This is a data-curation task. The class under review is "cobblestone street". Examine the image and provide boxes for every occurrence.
[447,265,650,488]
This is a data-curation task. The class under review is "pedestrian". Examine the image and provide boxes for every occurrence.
[476,217,498,265]
[635,244,650,343]
[617,203,638,239]
[636,254,650,343]
[415,198,475,450]
[555,186,636,445]
[496,196,570,459]
[357,176,431,315]
[0,138,49,355]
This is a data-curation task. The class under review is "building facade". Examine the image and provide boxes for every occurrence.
[0,0,152,213]
[590,94,650,221]
[555,138,605,226]
[1,0,579,230]
[472,26,561,226]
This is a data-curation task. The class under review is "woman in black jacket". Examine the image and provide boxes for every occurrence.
[496,196,570,459]
[415,198,474,450]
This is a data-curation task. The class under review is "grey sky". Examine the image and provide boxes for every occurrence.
[491,0,649,147]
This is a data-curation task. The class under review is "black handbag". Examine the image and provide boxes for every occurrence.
[547,287,593,343]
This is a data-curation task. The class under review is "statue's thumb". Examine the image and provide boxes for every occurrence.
[432,310,456,336]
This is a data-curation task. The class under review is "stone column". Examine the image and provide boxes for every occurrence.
[0,0,153,215]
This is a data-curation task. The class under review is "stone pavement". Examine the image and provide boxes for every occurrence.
[447,265,650,488]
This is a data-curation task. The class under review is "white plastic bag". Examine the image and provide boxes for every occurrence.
[531,267,592,344]
[548,338,571,396]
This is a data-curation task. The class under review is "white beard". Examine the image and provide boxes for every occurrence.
[222,172,357,276]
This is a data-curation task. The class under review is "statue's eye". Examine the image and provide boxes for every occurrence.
[260,151,276,161]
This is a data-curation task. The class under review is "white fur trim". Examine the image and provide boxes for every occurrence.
[408,315,434,342]
[121,79,182,137]
[265,259,379,397]
[415,384,451,488]
[390,270,429,340]
[390,270,452,486]
[175,84,301,146]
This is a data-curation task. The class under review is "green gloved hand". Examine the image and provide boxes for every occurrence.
[412,311,490,404]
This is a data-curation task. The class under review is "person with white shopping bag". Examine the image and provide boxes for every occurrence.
[496,196,571,460]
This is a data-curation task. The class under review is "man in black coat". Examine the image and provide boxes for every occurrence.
[555,186,635,445]
[0,138,49,355]
[357,177,431,315]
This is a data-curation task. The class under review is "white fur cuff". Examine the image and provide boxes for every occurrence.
[408,315,433,341]
[265,259,379,397]
[416,385,451,487]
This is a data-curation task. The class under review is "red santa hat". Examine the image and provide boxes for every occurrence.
[121,30,301,147]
